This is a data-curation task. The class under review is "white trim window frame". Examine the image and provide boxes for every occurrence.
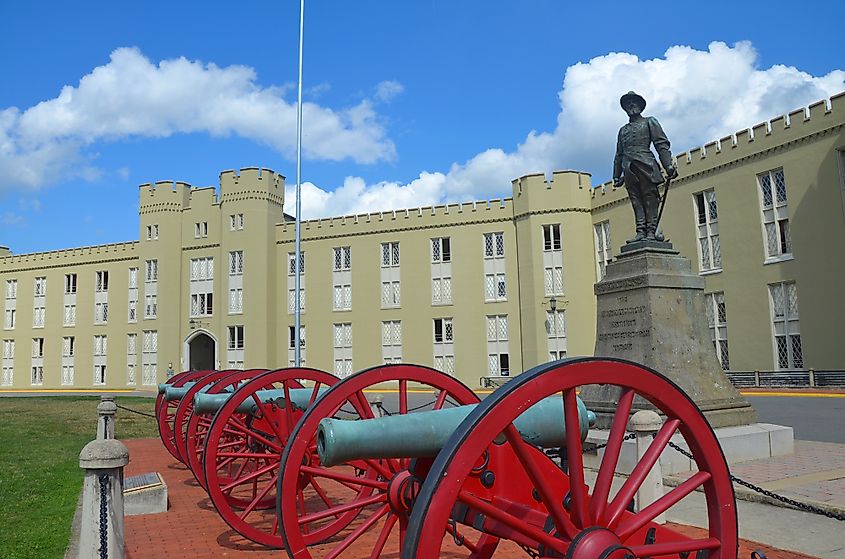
[694,189,722,273]
[382,320,402,364]
[288,325,306,366]
[332,246,352,311]
[189,257,214,318]
[333,323,353,377]
[433,317,455,375]
[288,252,306,314]
[546,309,567,361]
[768,281,802,370]
[431,237,452,306]
[486,314,510,377]
[380,242,401,308]
[593,221,611,280]
[704,292,729,370]
[542,224,564,296]
[483,232,506,302]
[758,168,792,262]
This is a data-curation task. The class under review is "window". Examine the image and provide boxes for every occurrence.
[332,247,352,311]
[229,288,243,314]
[288,252,306,313]
[230,213,244,231]
[128,267,138,323]
[484,274,506,302]
[2,340,14,359]
[142,331,157,385]
[32,338,44,357]
[64,304,76,326]
[704,292,729,370]
[144,260,158,283]
[333,323,353,377]
[694,190,722,272]
[64,273,78,294]
[380,242,401,309]
[333,246,351,271]
[594,221,612,280]
[96,271,109,292]
[191,293,213,317]
[34,276,46,297]
[94,365,106,385]
[4,309,15,329]
[194,221,208,238]
[769,281,802,369]
[543,224,562,251]
[483,232,505,258]
[144,295,157,319]
[229,251,244,275]
[382,320,402,364]
[94,335,107,356]
[542,224,564,296]
[94,301,108,324]
[288,325,306,366]
[146,225,152,240]
[431,237,451,263]
[5,279,17,299]
[431,238,452,305]
[758,169,791,260]
[127,333,137,386]
[482,232,507,303]
[62,336,75,357]
[547,310,567,361]
[31,366,44,386]
[486,315,510,376]
[228,326,245,350]
[128,268,138,290]
[1,339,14,386]
[32,306,45,328]
[190,257,214,317]
[433,318,454,375]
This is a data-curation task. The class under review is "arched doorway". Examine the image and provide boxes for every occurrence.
[187,331,216,371]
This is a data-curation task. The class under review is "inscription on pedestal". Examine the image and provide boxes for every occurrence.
[597,296,650,353]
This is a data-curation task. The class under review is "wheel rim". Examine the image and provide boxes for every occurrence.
[185,369,268,489]
[157,369,213,460]
[172,370,239,463]
[203,367,338,548]
[277,363,489,559]
[404,358,738,559]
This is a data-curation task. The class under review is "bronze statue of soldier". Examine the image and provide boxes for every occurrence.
[612,91,678,242]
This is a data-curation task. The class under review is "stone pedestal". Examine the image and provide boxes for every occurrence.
[581,245,757,429]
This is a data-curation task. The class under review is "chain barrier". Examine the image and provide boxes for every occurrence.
[114,403,157,419]
[666,440,845,522]
[98,473,109,559]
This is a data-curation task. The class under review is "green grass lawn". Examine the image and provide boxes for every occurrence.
[0,397,157,559]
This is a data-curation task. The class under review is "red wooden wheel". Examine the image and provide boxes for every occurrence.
[157,369,214,460]
[203,367,339,548]
[278,363,487,559]
[404,358,738,558]
[185,369,269,488]
[171,370,241,463]
[154,369,192,417]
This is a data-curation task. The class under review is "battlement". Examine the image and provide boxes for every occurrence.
[513,170,593,215]
[219,167,285,207]
[590,92,845,208]
[139,180,192,212]
[278,196,515,240]
[0,241,139,269]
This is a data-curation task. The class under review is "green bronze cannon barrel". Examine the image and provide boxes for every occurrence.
[163,383,199,401]
[317,396,596,467]
[193,387,327,415]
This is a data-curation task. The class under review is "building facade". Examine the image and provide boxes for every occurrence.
[2,93,844,390]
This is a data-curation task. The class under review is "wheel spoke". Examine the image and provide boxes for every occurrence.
[617,470,711,540]
[590,388,635,524]
[399,379,408,414]
[238,474,278,520]
[369,513,398,559]
[606,418,680,528]
[226,416,283,452]
[308,477,336,509]
[221,460,277,492]
[299,492,386,526]
[300,464,388,491]
[323,504,391,559]
[563,388,589,528]
[628,536,721,556]
[433,389,448,410]
[458,490,569,555]
[502,424,577,540]
[251,392,287,443]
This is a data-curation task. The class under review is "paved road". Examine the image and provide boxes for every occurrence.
[745,394,845,444]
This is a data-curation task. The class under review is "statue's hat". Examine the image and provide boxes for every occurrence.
[620,91,646,110]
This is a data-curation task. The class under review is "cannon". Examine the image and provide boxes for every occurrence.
[155,369,215,460]
[277,358,738,559]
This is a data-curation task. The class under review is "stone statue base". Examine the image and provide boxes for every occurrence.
[580,245,757,429]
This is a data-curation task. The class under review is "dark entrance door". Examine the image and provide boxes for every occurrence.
[189,333,215,370]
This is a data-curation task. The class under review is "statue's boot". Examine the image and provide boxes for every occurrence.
[644,188,661,241]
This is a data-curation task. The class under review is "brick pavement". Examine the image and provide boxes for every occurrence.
[121,437,821,558]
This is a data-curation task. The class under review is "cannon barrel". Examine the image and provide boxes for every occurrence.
[318,396,596,467]
[193,387,327,415]
[163,383,199,401]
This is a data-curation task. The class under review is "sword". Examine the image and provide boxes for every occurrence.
[654,175,672,238]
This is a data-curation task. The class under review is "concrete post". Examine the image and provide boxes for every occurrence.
[97,395,117,440]
[629,410,666,524]
[809,368,815,387]
[78,439,129,559]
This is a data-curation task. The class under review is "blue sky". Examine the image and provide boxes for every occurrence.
[2,1,844,254]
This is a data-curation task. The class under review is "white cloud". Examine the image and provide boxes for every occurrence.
[0,47,396,191]
[286,41,844,219]
[374,80,404,103]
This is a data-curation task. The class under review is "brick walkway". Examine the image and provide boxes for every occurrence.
[123,438,822,558]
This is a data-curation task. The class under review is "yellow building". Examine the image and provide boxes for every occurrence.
[2,92,844,390]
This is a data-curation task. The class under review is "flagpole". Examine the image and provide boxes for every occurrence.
[294,0,305,366]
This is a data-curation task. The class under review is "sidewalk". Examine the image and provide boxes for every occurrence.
[117,437,842,558]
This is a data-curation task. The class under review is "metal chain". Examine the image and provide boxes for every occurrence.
[98,473,109,559]
[667,440,845,522]
[114,403,157,418]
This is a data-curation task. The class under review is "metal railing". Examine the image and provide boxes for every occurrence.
[726,369,845,388]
